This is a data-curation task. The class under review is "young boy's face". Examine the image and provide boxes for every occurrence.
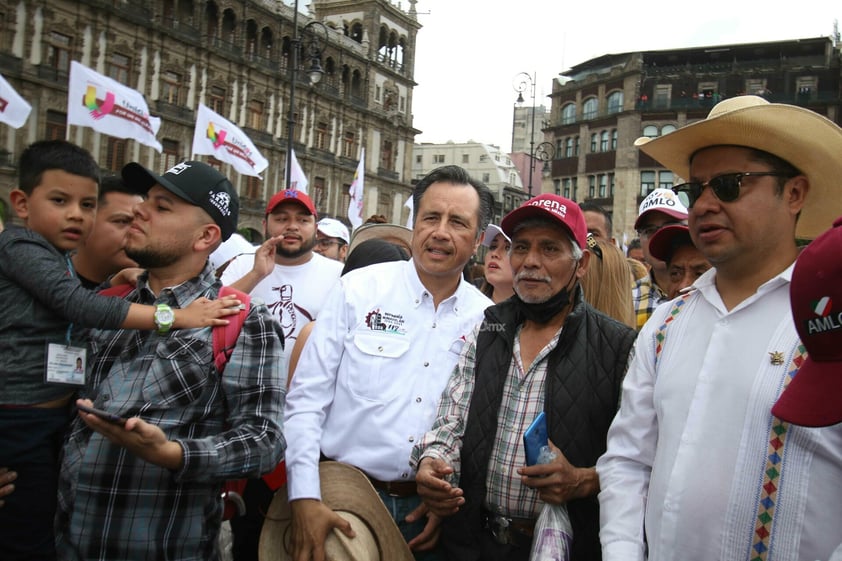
[12,170,98,252]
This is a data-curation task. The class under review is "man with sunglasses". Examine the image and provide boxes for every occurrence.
[597,95,842,561]
[631,188,688,330]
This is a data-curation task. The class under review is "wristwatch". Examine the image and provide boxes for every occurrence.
[153,304,175,334]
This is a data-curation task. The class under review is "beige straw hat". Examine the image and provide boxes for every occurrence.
[258,461,414,561]
[348,223,413,256]
[635,95,842,239]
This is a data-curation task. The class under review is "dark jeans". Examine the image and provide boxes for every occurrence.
[0,406,70,561]
[229,478,275,561]
[375,489,444,561]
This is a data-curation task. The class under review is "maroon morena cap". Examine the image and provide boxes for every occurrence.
[772,215,842,427]
[501,194,588,250]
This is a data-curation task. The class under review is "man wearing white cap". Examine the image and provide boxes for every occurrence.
[314,217,350,262]
[630,188,688,330]
[597,95,842,561]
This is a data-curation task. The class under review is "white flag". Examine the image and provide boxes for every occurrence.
[192,103,268,178]
[67,61,162,152]
[347,148,365,229]
[288,148,308,193]
[404,196,414,229]
[0,74,31,129]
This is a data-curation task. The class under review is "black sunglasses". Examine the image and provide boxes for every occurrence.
[672,171,792,208]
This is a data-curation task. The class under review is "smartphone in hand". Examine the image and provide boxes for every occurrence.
[523,411,548,466]
[76,403,127,425]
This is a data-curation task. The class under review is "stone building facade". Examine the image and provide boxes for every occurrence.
[0,0,420,238]
[543,36,842,243]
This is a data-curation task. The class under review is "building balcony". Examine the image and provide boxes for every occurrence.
[155,100,194,122]
[377,167,399,181]
[241,126,274,146]
[0,52,23,76]
[35,65,68,84]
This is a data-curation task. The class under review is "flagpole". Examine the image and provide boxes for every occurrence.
[284,0,300,190]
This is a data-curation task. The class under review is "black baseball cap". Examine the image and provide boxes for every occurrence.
[122,161,239,240]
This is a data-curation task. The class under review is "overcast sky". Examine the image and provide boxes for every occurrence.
[411,1,841,152]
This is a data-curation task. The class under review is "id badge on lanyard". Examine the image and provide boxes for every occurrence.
[45,253,87,386]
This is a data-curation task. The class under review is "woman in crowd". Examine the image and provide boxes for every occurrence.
[581,235,635,328]
[479,224,514,304]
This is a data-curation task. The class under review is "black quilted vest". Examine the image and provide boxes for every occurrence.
[440,288,636,561]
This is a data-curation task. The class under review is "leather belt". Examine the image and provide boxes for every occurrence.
[367,477,417,498]
[481,508,535,548]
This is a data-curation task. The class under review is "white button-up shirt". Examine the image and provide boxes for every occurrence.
[284,259,492,500]
[597,265,842,561]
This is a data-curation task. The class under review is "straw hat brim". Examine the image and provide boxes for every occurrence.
[348,224,413,256]
[258,461,414,561]
[635,95,842,239]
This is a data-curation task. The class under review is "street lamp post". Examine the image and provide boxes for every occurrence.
[513,72,554,198]
[285,0,327,190]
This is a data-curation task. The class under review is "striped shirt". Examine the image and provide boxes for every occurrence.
[56,265,286,561]
[411,324,562,519]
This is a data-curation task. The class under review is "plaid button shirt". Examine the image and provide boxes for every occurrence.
[632,272,668,331]
[411,324,562,519]
[56,265,285,561]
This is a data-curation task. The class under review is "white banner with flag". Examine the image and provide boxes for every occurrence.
[67,61,162,152]
[0,74,31,129]
[288,148,308,193]
[192,103,268,178]
[347,148,365,229]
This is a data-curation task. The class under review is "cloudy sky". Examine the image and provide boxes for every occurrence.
[411,1,841,151]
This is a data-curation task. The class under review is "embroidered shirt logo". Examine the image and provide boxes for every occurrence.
[365,308,406,334]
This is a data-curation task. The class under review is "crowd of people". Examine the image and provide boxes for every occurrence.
[1,93,841,561]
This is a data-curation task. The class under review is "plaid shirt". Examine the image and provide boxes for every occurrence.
[411,324,562,519]
[56,265,285,561]
[632,272,668,331]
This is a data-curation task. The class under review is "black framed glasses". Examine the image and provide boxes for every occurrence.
[672,171,792,208]
[315,239,344,249]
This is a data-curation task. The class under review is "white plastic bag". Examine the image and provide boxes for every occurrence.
[528,446,573,561]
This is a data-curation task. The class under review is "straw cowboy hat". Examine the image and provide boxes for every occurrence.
[634,95,842,239]
[258,461,414,561]
[348,223,413,256]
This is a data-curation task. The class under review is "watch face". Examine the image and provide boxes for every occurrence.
[157,309,174,323]
[155,308,174,325]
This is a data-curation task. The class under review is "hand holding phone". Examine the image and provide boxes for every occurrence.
[523,411,548,466]
[76,403,127,425]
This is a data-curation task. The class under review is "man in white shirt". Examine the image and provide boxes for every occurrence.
[597,95,842,561]
[222,189,342,362]
[284,165,494,560]
[221,188,342,561]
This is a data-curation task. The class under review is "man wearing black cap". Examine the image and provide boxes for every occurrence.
[55,161,286,561]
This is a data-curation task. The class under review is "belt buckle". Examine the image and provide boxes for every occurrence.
[385,482,401,497]
[490,515,512,545]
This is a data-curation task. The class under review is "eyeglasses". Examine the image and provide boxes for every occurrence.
[315,239,344,249]
[636,221,684,239]
[672,171,792,208]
